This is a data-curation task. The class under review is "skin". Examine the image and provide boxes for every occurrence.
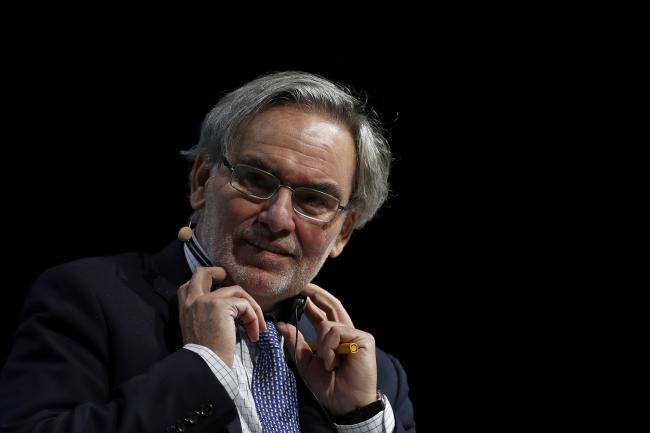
[177,106,378,414]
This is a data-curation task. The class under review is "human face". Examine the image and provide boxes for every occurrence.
[190,106,357,311]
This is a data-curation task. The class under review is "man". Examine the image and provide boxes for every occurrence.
[0,71,415,432]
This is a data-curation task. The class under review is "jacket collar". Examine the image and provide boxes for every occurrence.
[151,239,193,302]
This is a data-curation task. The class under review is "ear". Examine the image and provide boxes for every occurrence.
[190,152,212,210]
[329,212,358,258]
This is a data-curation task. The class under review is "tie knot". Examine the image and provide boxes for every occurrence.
[258,321,282,351]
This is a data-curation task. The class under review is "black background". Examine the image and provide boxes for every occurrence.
[0,33,570,431]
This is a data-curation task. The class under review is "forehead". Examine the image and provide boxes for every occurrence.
[232,106,357,195]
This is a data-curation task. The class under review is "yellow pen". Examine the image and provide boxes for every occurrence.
[307,342,359,355]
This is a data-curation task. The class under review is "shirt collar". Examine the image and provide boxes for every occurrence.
[183,230,213,272]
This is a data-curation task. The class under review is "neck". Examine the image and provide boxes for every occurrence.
[259,294,305,324]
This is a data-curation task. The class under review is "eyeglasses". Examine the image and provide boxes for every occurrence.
[222,159,348,223]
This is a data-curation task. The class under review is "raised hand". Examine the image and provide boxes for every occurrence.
[277,283,377,415]
[178,267,266,366]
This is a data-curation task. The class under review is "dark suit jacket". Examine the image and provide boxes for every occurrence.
[0,240,415,432]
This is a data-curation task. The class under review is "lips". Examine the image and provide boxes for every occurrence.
[245,238,293,256]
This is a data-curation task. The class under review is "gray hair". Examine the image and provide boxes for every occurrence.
[181,71,391,229]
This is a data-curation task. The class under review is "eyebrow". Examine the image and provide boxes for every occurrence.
[236,155,344,200]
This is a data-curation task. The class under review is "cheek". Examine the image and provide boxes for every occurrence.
[299,226,338,257]
[218,197,263,228]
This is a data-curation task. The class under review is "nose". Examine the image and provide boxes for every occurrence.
[257,186,296,234]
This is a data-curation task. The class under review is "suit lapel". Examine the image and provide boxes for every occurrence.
[116,240,191,352]
[114,240,190,315]
[297,380,335,432]
[152,239,193,302]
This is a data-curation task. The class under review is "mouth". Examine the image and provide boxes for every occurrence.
[244,238,293,257]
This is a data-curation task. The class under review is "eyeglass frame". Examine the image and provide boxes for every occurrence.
[221,159,349,223]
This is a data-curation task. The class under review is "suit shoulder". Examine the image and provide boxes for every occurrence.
[376,347,410,395]
[42,252,147,278]
[376,347,407,378]
[32,252,148,297]
[376,347,416,430]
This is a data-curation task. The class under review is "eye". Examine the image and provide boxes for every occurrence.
[296,189,335,212]
[243,171,273,189]
[235,166,278,196]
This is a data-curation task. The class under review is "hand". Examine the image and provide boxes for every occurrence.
[178,267,266,367]
[277,283,377,415]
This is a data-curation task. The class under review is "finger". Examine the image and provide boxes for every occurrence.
[177,282,189,303]
[276,321,313,372]
[302,283,354,327]
[303,296,329,325]
[177,283,189,320]
[185,266,228,301]
[315,323,348,371]
[213,286,266,332]
[229,298,263,342]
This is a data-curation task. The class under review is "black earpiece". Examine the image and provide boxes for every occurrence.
[291,295,306,323]
[264,294,306,325]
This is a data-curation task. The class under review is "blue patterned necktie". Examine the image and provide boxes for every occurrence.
[252,321,300,432]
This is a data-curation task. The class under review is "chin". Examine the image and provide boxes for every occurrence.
[231,266,293,298]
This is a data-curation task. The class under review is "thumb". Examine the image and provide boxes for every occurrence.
[277,322,312,372]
